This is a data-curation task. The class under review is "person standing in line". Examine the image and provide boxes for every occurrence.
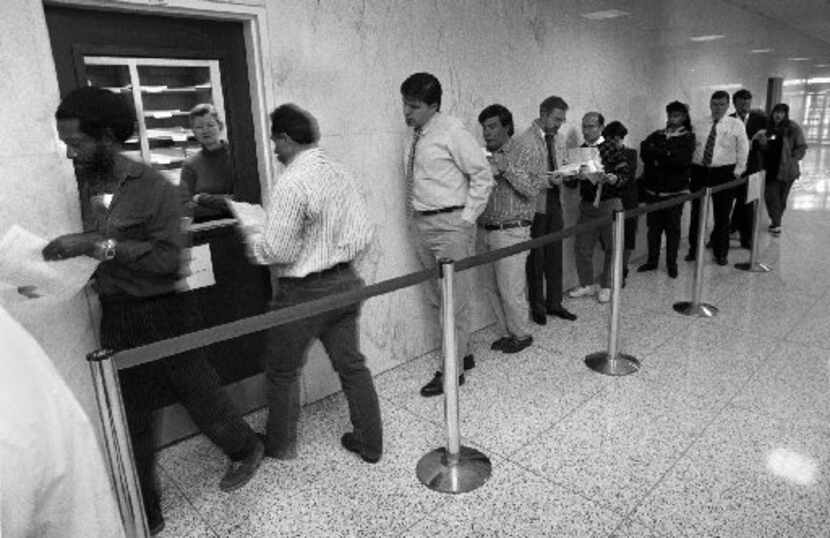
[728,89,767,248]
[519,96,578,325]
[477,104,539,354]
[685,90,749,265]
[237,103,383,463]
[399,72,495,397]
[638,101,696,277]
[753,103,807,235]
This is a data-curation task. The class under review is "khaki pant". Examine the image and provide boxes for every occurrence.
[479,225,532,338]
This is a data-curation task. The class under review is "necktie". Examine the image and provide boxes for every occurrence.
[702,119,718,167]
[406,128,422,216]
[544,133,557,171]
[544,133,558,212]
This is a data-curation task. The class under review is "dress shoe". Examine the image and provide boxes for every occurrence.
[491,337,511,351]
[637,262,658,272]
[463,354,476,370]
[149,517,165,536]
[715,256,728,266]
[420,371,465,397]
[667,264,678,278]
[684,251,696,262]
[340,432,381,463]
[219,437,265,492]
[531,310,547,325]
[546,306,577,321]
[501,335,533,354]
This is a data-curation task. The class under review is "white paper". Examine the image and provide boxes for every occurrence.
[0,226,99,302]
[567,147,600,166]
[227,201,266,230]
[180,244,215,291]
[746,171,764,203]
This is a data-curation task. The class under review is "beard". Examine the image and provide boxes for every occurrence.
[74,143,116,192]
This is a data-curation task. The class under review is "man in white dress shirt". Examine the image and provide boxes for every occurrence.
[685,90,749,265]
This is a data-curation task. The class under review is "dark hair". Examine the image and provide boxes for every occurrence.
[400,72,442,110]
[711,90,731,103]
[539,95,568,116]
[602,120,628,140]
[55,86,136,143]
[270,103,319,144]
[666,100,692,130]
[478,104,514,136]
[732,89,752,101]
[188,103,223,127]
[583,111,605,127]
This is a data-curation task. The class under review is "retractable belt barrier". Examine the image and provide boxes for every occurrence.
[89,175,764,536]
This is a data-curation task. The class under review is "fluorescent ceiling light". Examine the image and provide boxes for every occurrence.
[815,63,830,68]
[750,48,773,53]
[690,34,725,42]
[788,57,810,61]
[581,9,630,20]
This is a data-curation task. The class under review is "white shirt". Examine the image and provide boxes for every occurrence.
[0,306,125,538]
[692,115,750,176]
[405,112,495,224]
[245,147,374,278]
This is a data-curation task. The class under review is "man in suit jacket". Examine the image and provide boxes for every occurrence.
[729,89,767,248]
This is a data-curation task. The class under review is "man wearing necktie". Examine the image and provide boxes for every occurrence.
[686,90,749,265]
[399,72,495,397]
[516,96,577,325]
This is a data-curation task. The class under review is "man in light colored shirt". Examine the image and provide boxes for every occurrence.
[399,72,495,397]
[477,104,539,354]
[239,103,383,463]
[1,305,125,538]
[728,88,767,248]
[515,96,578,326]
[686,90,749,265]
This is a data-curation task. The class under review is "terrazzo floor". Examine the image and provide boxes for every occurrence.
[155,149,830,537]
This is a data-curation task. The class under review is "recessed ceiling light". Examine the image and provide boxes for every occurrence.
[788,57,810,61]
[750,48,773,53]
[690,34,725,42]
[581,9,630,20]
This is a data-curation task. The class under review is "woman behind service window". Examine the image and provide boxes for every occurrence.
[181,103,235,221]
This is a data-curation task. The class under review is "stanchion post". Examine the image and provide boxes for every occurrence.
[88,349,149,538]
[416,259,491,493]
[673,188,719,317]
[585,209,640,376]
[735,172,771,272]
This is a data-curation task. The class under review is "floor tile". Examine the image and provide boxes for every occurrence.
[156,466,218,538]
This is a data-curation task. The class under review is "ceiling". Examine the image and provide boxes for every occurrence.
[727,0,830,48]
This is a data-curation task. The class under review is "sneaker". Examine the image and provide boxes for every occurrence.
[597,288,611,303]
[501,335,533,354]
[568,285,597,298]
[769,225,782,235]
[219,438,265,492]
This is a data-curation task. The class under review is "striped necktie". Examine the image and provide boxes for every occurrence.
[406,128,422,216]
[702,119,719,167]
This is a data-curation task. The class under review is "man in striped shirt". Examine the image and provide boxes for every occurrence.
[238,104,383,464]
[477,104,539,354]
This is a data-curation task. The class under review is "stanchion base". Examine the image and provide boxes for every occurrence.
[416,446,492,493]
[734,262,771,272]
[584,352,640,376]
[672,301,718,317]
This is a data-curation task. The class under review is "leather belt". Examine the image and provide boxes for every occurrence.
[480,219,532,231]
[417,205,464,216]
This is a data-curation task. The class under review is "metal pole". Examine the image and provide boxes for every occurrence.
[88,349,149,538]
[416,259,491,493]
[585,209,640,376]
[673,188,718,317]
[735,172,772,272]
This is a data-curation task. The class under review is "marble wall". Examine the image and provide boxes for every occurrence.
[1,0,828,420]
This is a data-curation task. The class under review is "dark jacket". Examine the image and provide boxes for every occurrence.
[755,120,808,183]
[731,109,767,176]
[578,139,633,203]
[639,128,695,196]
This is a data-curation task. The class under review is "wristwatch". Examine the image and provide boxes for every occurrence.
[95,238,118,261]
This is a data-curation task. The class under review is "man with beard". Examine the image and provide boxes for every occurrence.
[43,87,263,535]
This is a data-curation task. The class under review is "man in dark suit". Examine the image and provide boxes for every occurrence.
[729,89,767,248]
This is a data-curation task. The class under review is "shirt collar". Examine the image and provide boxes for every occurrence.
[584,135,604,147]
[417,111,441,135]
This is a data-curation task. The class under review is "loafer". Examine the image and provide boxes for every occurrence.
[149,517,165,536]
[501,335,533,354]
[547,306,577,321]
[463,354,476,370]
[667,265,678,278]
[219,437,265,492]
[341,432,381,463]
[420,371,465,397]
[491,337,511,351]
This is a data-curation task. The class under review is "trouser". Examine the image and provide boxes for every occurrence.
[729,182,753,245]
[764,178,794,227]
[688,164,736,258]
[526,203,564,315]
[263,265,382,459]
[412,209,475,371]
[479,225,532,339]
[100,292,258,522]
[644,193,684,267]
[575,198,622,289]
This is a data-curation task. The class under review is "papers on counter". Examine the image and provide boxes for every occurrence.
[0,226,99,303]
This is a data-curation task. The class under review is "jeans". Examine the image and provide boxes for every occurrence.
[263,265,382,460]
[479,225,532,338]
[575,198,622,289]
[764,179,794,227]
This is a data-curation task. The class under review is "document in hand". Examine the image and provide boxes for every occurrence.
[227,201,266,231]
[0,225,99,302]
[745,171,765,203]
